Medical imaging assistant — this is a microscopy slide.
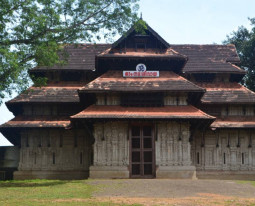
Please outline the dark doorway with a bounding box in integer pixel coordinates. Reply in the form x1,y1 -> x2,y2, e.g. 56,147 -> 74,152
130,124 -> 155,178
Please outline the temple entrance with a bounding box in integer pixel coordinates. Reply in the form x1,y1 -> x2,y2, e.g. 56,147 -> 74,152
130,124 -> 155,178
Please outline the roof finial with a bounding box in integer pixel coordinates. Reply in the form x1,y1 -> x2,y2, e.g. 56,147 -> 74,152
140,12 -> 143,19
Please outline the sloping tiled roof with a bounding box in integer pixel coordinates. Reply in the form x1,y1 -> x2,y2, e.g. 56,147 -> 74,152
7,84 -> 82,104
198,83 -> 255,104
172,44 -> 244,74
211,117 -> 255,128
71,105 -> 215,119
80,70 -> 204,92
30,44 -> 243,74
0,116 -> 70,128
31,44 -> 110,71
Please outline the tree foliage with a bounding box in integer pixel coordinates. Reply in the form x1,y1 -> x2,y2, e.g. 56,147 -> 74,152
225,18 -> 255,91
0,0 -> 139,103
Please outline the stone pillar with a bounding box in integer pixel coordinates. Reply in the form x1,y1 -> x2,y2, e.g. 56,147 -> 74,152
89,122 -> 129,179
156,121 -> 196,179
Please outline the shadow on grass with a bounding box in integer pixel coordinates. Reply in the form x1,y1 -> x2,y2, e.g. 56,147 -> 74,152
0,180 -> 69,187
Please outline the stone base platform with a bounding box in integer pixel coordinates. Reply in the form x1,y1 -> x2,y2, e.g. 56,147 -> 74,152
14,170 -> 89,180
89,166 -> 129,179
156,166 -> 197,179
197,170 -> 255,180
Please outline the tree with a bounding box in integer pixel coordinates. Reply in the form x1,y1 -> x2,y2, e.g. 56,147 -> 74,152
0,0 -> 139,104
225,18 -> 255,91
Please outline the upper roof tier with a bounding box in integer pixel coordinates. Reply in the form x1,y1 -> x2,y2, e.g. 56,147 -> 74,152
79,70 -> 204,93
198,82 -> 255,104
30,21 -> 243,75
30,43 -> 243,75
171,44 -> 244,74
31,44 -> 110,71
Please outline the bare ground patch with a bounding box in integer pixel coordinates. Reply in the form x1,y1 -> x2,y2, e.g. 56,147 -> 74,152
88,179 -> 255,205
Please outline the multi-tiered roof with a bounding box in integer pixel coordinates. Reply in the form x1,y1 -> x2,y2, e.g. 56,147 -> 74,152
1,20 -> 254,146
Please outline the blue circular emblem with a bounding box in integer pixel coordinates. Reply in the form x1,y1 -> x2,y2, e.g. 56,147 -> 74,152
136,64 -> 146,72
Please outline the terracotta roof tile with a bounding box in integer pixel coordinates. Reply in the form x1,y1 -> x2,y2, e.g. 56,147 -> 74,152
7,84 -> 83,104
198,83 -> 255,104
172,44 -> 244,74
211,117 -> 255,128
31,44 -> 110,71
31,44 -> 243,74
0,116 -> 70,128
80,70 -> 204,92
71,105 -> 215,119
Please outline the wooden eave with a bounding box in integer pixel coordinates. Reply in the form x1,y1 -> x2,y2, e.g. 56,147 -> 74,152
71,105 -> 215,120
79,70 -> 205,93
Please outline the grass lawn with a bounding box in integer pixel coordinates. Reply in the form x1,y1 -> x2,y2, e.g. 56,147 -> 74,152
0,179 -> 140,206
1,179 -> 255,206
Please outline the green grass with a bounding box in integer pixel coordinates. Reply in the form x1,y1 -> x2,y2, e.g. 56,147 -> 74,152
0,179 -> 139,206
236,180 -> 255,187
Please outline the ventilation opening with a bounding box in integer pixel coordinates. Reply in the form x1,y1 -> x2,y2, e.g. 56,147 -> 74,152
80,152 -> 83,164
242,153 -> 245,164
223,153 -> 226,164
53,152 -> 55,164
34,153 -> 37,164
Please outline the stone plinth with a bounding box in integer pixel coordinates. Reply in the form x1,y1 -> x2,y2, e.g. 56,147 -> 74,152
156,166 -> 197,179
89,166 -> 129,179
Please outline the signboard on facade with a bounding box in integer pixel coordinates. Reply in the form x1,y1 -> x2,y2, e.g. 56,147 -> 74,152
123,63 -> 159,77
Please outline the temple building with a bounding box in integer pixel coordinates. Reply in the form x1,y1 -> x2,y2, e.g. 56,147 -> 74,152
1,21 -> 255,180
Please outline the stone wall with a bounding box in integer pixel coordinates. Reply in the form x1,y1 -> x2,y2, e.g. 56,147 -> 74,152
192,129 -> 255,179
0,146 -> 19,180
14,128 -> 91,180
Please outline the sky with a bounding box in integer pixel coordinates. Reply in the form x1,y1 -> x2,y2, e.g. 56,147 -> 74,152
1,0 -> 255,146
